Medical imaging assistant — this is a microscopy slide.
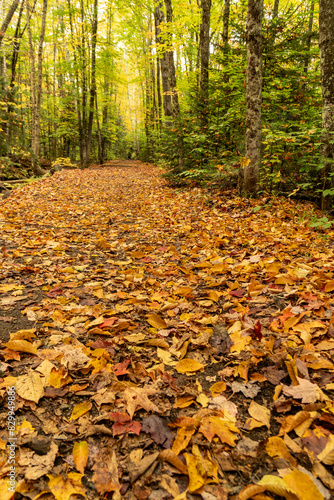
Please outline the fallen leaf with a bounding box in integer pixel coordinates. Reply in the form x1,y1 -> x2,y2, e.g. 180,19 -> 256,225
16,372 -> 45,403
70,402 -> 92,421
147,313 -> 167,329
73,441 -> 89,474
48,472 -> 87,500
248,401 -> 271,428
175,358 -> 204,373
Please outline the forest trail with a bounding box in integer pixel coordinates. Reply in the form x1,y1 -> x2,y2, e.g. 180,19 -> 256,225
0,162 -> 334,499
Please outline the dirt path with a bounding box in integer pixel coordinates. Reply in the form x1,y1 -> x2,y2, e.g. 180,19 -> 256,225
0,161 -> 333,499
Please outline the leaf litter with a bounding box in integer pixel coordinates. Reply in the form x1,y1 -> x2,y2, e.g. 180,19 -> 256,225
0,160 -> 334,499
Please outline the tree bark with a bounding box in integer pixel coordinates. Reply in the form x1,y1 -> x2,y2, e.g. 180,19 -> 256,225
86,0 -> 98,162
222,0 -> 230,83
273,0 -> 279,18
319,0 -> 334,211
155,2 -> 173,118
303,0 -> 315,75
199,0 -> 211,102
26,0 -> 48,176
242,0 -> 263,197
164,0 -> 184,169
0,0 -> 20,47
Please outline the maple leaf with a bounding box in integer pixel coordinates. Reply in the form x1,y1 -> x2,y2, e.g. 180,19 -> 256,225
283,377 -> 326,404
123,386 -> 160,419
113,359 -> 130,375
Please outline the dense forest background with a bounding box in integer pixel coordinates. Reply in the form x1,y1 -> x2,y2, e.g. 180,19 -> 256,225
0,0 -> 333,206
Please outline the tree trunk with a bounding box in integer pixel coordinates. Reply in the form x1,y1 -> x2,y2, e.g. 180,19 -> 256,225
86,0 -> 98,162
303,0 -> 315,75
163,0 -> 184,169
273,0 -> 279,18
199,0 -> 211,103
222,0 -> 230,83
26,0 -> 47,176
242,0 -> 263,197
79,0 -> 87,167
0,0 -> 20,47
67,0 -> 83,165
319,0 -> 334,211
155,2 -> 172,118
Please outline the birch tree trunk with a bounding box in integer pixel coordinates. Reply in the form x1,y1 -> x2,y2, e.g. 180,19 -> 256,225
242,0 -> 263,197
319,0 -> 334,211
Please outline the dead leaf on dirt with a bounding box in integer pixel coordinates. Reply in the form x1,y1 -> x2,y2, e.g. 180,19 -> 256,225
175,358 -> 204,373
48,472 -> 86,500
16,372 -> 45,403
5,339 -> 38,355
147,313 -> 167,329
70,401 -> 92,421
18,442 -> 58,480
73,441 -> 89,474
283,377 -> 327,404
142,415 -> 174,448
123,386 -> 160,419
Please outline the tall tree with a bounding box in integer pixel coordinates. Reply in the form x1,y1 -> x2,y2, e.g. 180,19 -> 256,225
26,0 -> 48,175
241,0 -> 263,197
155,2 -> 172,118
304,0 -> 315,75
86,0 -> 98,163
0,0 -> 21,47
319,0 -> 334,210
199,0 -> 211,104
164,0 -> 184,168
222,0 -> 230,81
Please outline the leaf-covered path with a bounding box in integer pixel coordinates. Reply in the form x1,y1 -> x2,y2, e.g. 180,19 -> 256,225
0,161 -> 334,500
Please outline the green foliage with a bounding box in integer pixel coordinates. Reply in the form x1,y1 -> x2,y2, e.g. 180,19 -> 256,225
309,216 -> 334,230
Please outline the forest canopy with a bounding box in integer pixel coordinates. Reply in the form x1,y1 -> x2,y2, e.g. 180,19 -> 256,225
0,0 -> 333,206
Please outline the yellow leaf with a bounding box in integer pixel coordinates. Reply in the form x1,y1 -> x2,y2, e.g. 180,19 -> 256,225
9,329 -> 36,341
238,484 -> 266,500
209,381 -> 227,395
147,313 -> 167,329
248,400 -> 271,428
199,416 -> 239,446
266,437 -> 297,468
283,469 -> 324,500
70,402 -> 92,421
208,290 -> 221,302
175,358 -> 204,374
5,340 -> 37,355
157,347 -> 176,366
278,411 -> 311,436
325,280 -> 334,292
159,449 -> 188,475
196,393 -> 209,407
317,434 -> 334,465
257,474 -> 297,498
49,367 -> 73,388
16,372 -> 44,403
184,452 -> 206,493
0,478 -> 16,500
73,441 -> 89,474
172,426 -> 196,455
174,286 -> 193,296
48,472 -> 87,500
229,331 -> 251,353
